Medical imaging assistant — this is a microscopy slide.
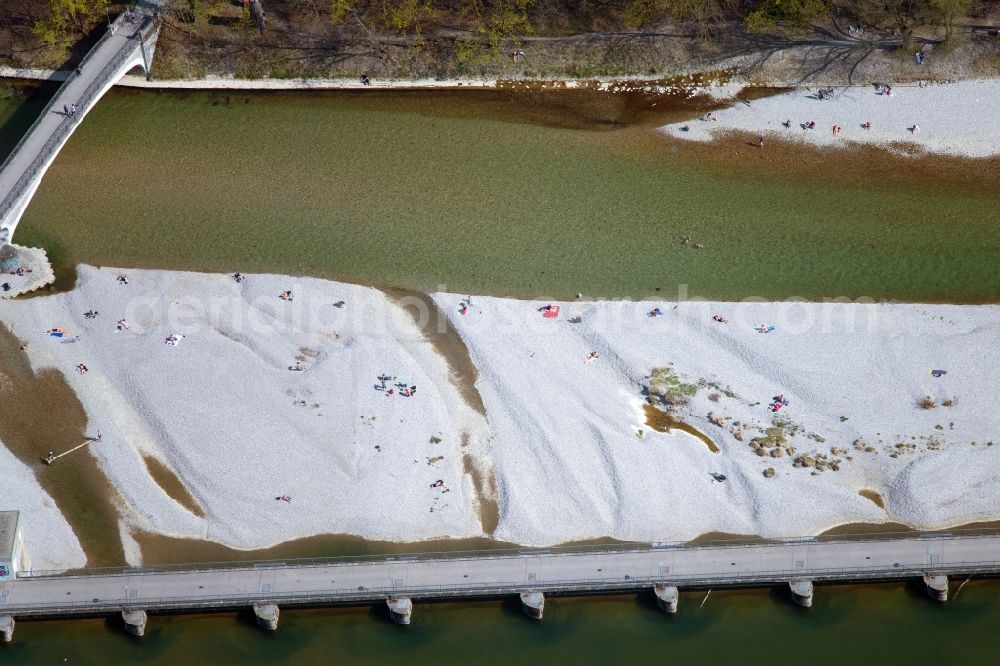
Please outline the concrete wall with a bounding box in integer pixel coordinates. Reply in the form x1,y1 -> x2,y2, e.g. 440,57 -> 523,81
12,525 -> 30,575
0,514 -> 30,578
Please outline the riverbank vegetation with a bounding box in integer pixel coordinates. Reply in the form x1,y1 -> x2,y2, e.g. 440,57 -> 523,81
31,0 -> 110,50
2,0 -> 998,80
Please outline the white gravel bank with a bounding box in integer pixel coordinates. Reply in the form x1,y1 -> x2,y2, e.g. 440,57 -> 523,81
662,79 -> 1000,158
1,266 -> 490,562
434,293 -> 1000,545
2,267 -> 999,567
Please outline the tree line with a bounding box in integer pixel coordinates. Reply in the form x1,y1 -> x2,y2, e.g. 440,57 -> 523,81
298,0 -> 979,40
32,0 -> 983,54
33,0 -> 111,49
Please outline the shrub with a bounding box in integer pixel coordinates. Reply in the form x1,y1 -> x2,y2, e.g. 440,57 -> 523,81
648,364 -> 698,407
751,422 -> 788,449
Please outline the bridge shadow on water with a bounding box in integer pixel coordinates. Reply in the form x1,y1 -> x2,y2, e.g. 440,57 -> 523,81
0,15 -> 116,160
901,578 -> 950,609
364,600 -> 400,627
630,588 -> 662,614
764,583 -> 796,607
0,81 -> 59,162
100,614 -> 145,644
498,595 -> 528,621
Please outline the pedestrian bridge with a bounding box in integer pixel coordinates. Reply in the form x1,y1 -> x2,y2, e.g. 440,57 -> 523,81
0,4 -> 163,249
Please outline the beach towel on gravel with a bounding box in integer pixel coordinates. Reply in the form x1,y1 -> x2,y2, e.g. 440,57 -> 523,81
542,306 -> 560,318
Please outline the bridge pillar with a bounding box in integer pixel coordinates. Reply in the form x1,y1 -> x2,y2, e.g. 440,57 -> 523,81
138,25 -> 153,81
386,598 -> 413,625
121,609 -> 148,637
253,603 -> 280,630
653,585 -> 679,613
0,616 -> 14,643
789,580 -> 813,607
520,592 -> 545,620
923,575 -> 949,602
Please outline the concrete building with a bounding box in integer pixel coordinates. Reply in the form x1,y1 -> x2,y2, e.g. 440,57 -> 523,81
0,511 -> 29,580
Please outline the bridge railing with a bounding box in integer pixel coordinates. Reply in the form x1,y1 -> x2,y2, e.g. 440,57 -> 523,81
0,13 -> 157,230
17,526 -> 1000,580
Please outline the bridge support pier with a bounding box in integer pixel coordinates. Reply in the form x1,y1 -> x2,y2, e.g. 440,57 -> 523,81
653,585 -> 679,613
386,598 -> 413,625
923,575 -> 949,602
520,592 -> 545,620
121,609 -> 147,637
789,581 -> 813,608
253,603 -> 280,630
0,616 -> 14,643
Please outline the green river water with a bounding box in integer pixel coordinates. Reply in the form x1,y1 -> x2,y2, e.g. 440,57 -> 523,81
4,83 -> 1000,301
2,82 -> 1000,662
4,582 -> 1000,665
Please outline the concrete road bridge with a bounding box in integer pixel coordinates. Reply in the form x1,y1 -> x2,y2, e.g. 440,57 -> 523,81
1,531 -> 998,639
0,2 -> 163,249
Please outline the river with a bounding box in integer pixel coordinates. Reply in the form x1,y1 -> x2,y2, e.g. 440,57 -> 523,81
5,581 -> 1000,664
3,82 -> 1000,301
1,80 -> 999,662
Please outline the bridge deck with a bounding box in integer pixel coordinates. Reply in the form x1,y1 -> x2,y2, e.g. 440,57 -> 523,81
1,534 -> 998,617
0,9 -> 157,236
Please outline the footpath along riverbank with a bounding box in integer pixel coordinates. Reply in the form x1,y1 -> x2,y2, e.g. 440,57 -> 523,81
0,66 -> 731,91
